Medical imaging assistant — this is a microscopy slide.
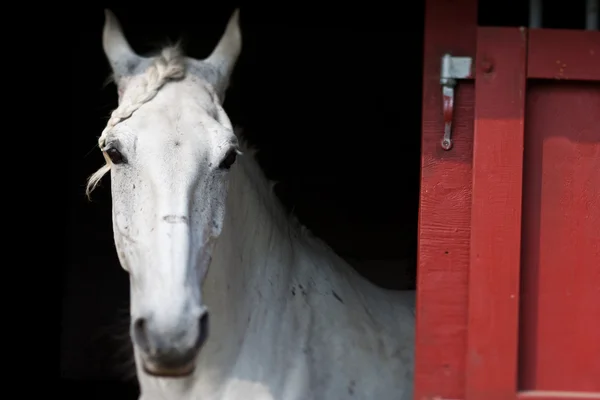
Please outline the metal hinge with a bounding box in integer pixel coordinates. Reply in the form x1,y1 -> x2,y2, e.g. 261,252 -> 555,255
439,54 -> 473,150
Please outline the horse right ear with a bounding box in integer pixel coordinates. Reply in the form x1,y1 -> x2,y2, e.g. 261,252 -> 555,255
102,9 -> 144,87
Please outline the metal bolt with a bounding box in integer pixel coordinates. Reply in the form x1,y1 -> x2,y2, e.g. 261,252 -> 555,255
481,60 -> 494,73
441,138 -> 453,150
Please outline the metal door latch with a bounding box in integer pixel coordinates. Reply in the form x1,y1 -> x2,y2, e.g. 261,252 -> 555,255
440,54 -> 473,150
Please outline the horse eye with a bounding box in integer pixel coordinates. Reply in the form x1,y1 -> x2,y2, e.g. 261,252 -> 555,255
218,149 -> 237,170
106,147 -> 126,164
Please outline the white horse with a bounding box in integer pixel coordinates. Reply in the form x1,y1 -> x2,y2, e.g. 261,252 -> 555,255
87,9 -> 416,400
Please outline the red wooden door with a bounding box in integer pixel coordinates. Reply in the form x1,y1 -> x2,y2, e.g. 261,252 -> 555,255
466,28 -> 600,400
417,2 -> 600,399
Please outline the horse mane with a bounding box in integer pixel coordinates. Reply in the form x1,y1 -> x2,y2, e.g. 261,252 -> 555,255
86,45 -> 187,198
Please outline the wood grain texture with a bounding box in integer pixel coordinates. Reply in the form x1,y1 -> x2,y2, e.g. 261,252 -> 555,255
416,0 -> 477,398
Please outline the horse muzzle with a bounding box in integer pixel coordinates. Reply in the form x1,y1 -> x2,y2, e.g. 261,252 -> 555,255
132,310 -> 210,378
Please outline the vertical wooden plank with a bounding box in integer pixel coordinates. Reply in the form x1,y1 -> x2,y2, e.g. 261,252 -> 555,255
416,0 -> 477,398
465,27 -> 527,400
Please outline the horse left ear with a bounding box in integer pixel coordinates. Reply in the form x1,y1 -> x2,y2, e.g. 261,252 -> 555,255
191,9 -> 242,99
102,9 -> 145,88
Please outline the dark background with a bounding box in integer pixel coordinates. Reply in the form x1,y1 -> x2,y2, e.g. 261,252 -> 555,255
66,1 -> 593,398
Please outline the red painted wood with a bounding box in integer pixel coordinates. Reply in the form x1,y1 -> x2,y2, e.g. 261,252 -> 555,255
527,29 -> 600,82
517,390 -> 600,400
416,0 -> 477,398
465,27 -> 528,400
518,82 -> 600,394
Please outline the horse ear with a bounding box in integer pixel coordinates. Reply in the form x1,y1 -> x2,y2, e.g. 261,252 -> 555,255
194,9 -> 242,98
102,9 -> 143,86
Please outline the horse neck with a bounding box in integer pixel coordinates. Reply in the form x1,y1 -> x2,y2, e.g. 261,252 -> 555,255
198,147 -> 298,367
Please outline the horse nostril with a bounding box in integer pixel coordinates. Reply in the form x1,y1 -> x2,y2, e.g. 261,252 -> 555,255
198,311 -> 209,349
132,317 -> 150,353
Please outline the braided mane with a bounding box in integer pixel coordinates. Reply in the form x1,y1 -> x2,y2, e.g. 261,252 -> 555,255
86,46 -> 186,198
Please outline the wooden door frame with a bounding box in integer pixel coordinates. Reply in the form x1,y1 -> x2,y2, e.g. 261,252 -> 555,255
417,1 -> 478,399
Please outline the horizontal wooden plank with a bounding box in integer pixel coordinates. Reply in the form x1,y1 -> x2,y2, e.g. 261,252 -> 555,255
518,390 -> 600,399
527,29 -> 600,82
